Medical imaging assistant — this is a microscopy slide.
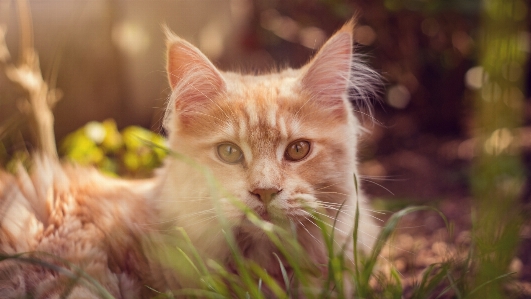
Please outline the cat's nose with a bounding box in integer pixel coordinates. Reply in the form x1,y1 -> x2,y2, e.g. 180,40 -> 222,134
250,188 -> 281,204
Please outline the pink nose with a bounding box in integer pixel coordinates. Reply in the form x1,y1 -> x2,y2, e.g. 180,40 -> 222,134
250,188 -> 281,204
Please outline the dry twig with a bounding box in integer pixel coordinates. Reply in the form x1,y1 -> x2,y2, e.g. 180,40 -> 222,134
0,0 -> 60,158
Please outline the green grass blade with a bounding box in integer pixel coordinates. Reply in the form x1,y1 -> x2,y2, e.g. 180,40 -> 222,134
352,198 -> 363,296
273,252 -> 291,294
389,267 -> 403,298
410,264 -> 446,299
446,272 -> 463,299
169,288 -> 227,298
248,263 -> 288,298
467,272 -> 516,297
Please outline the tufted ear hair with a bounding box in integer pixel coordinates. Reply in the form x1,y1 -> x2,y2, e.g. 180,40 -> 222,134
165,28 -> 226,125
300,19 -> 355,117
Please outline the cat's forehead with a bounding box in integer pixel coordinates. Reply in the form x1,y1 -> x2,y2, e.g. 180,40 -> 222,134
212,70 -> 308,146
223,69 -> 300,99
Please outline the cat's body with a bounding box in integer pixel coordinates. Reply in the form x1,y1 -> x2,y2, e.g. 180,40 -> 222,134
0,158 -> 158,298
0,20 -> 380,298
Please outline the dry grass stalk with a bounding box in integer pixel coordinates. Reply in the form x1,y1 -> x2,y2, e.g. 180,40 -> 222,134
0,0 -> 60,158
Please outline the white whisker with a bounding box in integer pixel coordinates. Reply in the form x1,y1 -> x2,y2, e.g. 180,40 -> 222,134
314,182 -> 343,191
181,215 -> 219,228
151,198 -> 212,203
297,220 -> 322,245
303,213 -> 344,249
362,179 -> 395,196
315,191 -> 349,197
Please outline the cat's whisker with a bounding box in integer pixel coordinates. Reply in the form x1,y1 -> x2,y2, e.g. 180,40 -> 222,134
314,200 -> 349,207
352,109 -> 385,126
302,211 -> 348,235
359,208 -> 387,215
297,220 -> 322,245
152,197 -> 213,203
311,210 -> 353,228
314,205 -> 354,218
176,208 -> 217,220
302,212 -> 345,249
361,179 -> 395,196
313,201 -> 351,211
315,191 -> 350,197
314,202 -> 350,210
314,201 -> 387,223
181,215 -> 219,228
316,200 -> 387,216
304,210 -> 377,258
362,213 -> 385,223
316,202 -> 386,222
218,90 -> 239,122
314,182 -> 343,191
293,96 -> 315,118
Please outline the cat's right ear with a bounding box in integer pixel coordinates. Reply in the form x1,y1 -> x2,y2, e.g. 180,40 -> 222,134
165,28 -> 225,121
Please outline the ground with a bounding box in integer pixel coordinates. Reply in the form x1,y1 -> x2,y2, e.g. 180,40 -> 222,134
361,116 -> 531,298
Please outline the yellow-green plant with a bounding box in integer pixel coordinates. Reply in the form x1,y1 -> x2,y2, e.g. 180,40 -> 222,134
60,119 -> 166,177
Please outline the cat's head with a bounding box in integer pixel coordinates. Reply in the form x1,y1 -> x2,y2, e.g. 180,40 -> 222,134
162,20 -> 379,243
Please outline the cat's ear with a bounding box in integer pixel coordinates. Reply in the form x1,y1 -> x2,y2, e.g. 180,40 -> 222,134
300,19 -> 354,115
165,29 -> 225,122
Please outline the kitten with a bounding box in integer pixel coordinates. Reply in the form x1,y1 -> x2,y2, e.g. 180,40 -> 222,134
0,19 -> 380,298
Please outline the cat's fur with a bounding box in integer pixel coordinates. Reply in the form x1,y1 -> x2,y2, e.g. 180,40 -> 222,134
0,19 -> 380,298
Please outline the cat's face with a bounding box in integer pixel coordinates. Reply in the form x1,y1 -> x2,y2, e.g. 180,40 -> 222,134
162,21 -> 371,245
172,72 -> 355,227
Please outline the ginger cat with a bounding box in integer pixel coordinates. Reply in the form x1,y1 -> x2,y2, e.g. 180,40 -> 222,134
0,19 -> 380,298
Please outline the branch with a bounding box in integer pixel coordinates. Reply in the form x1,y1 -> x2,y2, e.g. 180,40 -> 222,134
0,0 -> 60,159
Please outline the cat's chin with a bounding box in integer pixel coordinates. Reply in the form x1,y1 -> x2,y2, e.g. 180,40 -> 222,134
231,216 -> 328,290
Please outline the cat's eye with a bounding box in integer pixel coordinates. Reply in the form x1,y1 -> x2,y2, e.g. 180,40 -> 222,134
217,143 -> 243,164
285,140 -> 311,161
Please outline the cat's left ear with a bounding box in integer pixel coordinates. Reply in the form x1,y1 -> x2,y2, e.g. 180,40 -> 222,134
300,19 -> 355,114
165,28 -> 226,125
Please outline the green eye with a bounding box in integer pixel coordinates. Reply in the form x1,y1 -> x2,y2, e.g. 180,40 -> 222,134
217,143 -> 243,164
285,140 -> 311,161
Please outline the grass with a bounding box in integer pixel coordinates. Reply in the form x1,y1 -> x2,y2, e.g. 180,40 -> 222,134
0,195 -> 510,299
0,134 -> 523,299
1,149 -> 513,299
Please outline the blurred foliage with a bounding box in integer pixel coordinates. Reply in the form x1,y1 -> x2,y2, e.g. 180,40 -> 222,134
470,0 -> 528,298
381,0 -> 481,13
60,119 -> 166,177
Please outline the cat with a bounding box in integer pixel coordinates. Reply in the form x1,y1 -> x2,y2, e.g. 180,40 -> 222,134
0,18 -> 380,298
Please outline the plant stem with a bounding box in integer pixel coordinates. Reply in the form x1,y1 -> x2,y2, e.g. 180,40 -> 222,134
0,0 -> 59,158
471,0 -> 528,297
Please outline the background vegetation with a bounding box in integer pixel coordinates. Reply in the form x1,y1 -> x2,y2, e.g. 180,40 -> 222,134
0,0 -> 529,298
